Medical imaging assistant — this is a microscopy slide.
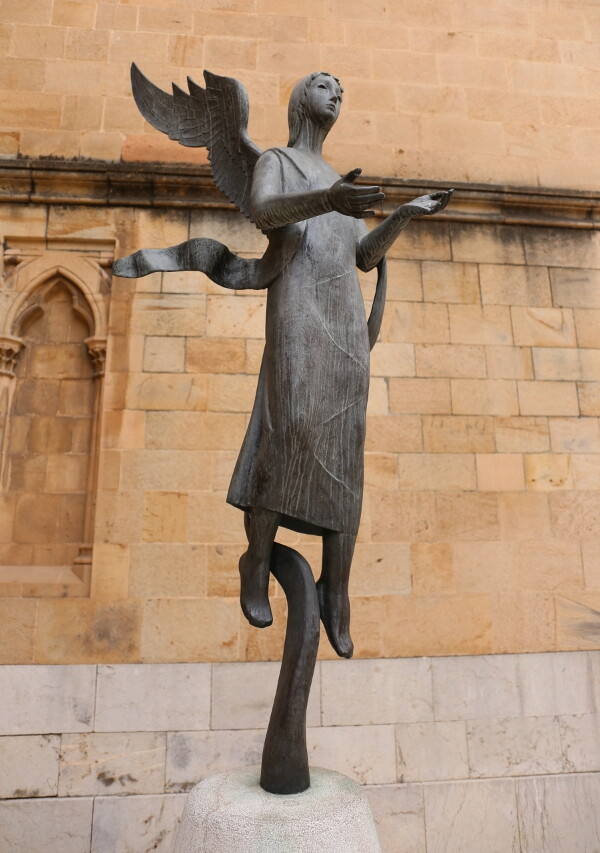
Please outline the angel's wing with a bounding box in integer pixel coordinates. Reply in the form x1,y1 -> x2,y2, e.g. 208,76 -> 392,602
130,63 -> 262,222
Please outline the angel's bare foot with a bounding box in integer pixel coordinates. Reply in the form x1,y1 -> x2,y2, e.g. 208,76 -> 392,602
239,507 -> 280,629
316,578 -> 353,659
239,551 -> 272,628
318,530 -> 355,658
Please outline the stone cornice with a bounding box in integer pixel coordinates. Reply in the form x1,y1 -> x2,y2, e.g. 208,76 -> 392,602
1,157 -> 599,231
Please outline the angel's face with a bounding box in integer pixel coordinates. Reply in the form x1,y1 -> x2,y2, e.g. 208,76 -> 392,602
305,74 -> 343,129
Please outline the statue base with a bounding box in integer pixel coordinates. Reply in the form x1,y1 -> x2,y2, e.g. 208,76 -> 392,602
172,767 -> 382,853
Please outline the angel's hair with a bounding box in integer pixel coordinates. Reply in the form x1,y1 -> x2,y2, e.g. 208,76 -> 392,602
287,71 -> 343,147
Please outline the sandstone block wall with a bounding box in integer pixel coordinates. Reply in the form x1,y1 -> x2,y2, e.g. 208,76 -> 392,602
1,4 -> 599,851
1,179 -> 598,665
1,0 -> 600,189
2,653 -> 600,852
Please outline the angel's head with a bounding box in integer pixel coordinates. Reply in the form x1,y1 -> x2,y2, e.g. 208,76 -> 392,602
287,72 -> 344,146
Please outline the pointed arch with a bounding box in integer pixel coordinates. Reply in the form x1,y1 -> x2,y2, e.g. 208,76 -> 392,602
0,247 -> 111,597
2,251 -> 108,340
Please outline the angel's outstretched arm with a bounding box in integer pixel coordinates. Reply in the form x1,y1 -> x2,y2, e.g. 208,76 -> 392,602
357,189 -> 454,272
251,156 -> 383,231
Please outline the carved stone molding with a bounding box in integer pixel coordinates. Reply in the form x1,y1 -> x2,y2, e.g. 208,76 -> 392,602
1,245 -> 111,343
85,336 -> 107,377
0,157 -> 598,231
0,335 -> 24,378
0,243 -> 110,599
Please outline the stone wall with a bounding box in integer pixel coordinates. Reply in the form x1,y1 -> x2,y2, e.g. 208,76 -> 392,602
3,280 -> 95,571
1,164 -> 599,664
2,652 -> 600,851
1,1 -> 600,189
1,4 -> 599,850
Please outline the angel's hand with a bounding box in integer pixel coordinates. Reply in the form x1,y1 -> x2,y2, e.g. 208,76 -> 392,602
400,189 -> 454,219
404,189 -> 454,217
328,168 -> 385,219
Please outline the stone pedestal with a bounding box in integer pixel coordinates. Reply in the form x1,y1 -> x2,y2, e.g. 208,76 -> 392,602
172,767 -> 382,853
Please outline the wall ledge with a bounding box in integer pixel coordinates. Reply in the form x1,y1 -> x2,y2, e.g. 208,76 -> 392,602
1,157 -> 599,230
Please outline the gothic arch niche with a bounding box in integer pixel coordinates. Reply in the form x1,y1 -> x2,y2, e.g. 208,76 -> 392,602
1,246 -> 110,596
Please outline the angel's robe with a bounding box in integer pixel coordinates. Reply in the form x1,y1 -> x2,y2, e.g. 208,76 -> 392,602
227,147 -> 370,536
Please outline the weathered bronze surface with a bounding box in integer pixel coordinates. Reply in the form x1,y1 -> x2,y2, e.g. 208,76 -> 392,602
259,543 -> 320,795
114,65 -> 452,794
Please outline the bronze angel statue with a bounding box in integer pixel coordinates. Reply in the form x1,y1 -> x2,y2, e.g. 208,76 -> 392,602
115,66 -> 453,660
